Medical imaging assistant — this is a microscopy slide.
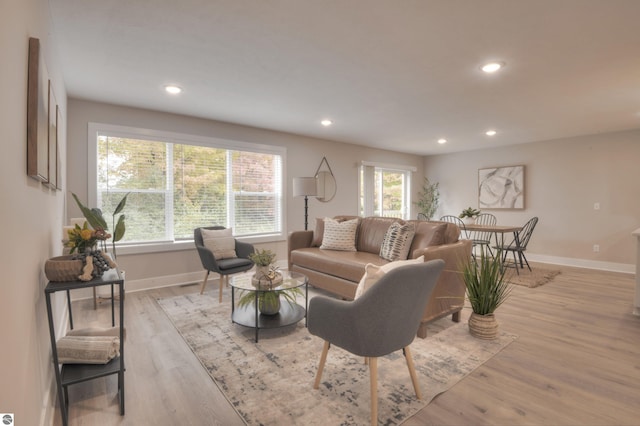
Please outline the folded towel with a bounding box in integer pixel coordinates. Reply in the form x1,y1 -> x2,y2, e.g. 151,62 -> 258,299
66,326 -> 126,341
56,335 -> 120,364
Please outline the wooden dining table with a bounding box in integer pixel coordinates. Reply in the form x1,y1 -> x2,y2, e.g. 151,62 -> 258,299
464,223 -> 523,251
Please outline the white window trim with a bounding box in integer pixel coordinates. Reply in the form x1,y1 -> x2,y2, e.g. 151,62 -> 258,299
87,123 -> 287,255
359,160 -> 414,219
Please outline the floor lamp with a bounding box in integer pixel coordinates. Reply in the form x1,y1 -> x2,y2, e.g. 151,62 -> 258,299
293,177 -> 317,230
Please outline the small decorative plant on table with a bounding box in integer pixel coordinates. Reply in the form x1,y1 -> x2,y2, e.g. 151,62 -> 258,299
462,248 -> 511,339
459,207 -> 481,225
65,192 -> 129,281
238,249 -> 302,315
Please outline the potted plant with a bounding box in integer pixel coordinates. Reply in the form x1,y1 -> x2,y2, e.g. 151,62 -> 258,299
72,192 -> 130,260
414,177 -> 440,220
459,207 -> 481,225
236,278 -> 303,316
239,249 -> 302,315
249,249 -> 281,284
462,248 -> 511,339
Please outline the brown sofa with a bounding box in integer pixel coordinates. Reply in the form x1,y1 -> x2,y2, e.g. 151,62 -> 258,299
288,216 -> 472,338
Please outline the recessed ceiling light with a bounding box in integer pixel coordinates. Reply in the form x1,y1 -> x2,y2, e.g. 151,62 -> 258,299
321,119 -> 333,127
485,130 -> 497,136
481,62 -> 505,73
437,138 -> 447,144
165,85 -> 182,94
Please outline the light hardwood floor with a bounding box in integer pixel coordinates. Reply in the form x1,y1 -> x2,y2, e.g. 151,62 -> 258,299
56,264 -> 640,425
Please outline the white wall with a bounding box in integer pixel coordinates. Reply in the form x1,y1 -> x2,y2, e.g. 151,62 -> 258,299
66,99 -> 424,292
0,0 -> 68,424
424,130 -> 640,271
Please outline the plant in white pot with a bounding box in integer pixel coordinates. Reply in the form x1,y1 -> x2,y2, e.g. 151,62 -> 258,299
459,207 -> 481,225
462,248 -> 511,339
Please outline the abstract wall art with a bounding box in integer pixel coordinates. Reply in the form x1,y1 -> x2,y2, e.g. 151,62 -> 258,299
478,165 -> 524,209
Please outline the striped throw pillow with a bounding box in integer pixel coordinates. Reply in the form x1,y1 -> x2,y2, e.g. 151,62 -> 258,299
320,218 -> 358,251
380,221 -> 416,261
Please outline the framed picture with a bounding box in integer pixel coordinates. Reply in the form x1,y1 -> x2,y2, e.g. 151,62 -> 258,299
55,105 -> 62,190
47,80 -> 58,189
27,37 -> 50,182
478,165 -> 524,209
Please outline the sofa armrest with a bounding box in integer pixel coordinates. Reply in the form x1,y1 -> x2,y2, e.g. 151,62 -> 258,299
414,240 -> 472,269
287,230 -> 314,269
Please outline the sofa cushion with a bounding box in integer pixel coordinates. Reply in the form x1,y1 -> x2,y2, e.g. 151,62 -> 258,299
320,218 -> 359,251
380,221 -> 415,261
201,228 -> 237,260
408,222 -> 447,258
356,217 -> 397,254
291,248 -> 388,283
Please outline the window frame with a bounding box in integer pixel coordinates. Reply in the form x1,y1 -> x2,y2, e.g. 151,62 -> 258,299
87,123 -> 287,255
359,161 -> 415,219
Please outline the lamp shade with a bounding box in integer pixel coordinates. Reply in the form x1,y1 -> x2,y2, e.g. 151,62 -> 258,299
293,177 -> 317,197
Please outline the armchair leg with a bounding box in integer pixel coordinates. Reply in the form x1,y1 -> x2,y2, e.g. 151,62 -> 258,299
218,275 -> 225,303
403,346 -> 422,399
200,271 -> 210,295
313,341 -> 330,389
369,357 -> 378,426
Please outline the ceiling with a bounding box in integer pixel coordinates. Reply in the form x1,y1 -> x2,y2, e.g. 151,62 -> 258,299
50,0 -> 640,156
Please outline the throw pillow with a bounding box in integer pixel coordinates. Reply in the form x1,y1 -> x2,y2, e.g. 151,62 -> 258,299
354,263 -> 385,299
201,228 -> 237,260
380,221 -> 416,261
320,218 -> 358,251
354,255 -> 425,299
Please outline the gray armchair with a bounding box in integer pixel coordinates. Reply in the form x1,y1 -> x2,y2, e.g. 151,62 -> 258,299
308,259 -> 445,426
194,226 -> 255,302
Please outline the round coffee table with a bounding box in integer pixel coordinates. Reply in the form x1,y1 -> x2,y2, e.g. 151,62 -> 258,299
230,270 -> 308,342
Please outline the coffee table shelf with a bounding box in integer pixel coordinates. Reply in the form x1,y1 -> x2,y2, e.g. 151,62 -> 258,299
230,271 -> 308,342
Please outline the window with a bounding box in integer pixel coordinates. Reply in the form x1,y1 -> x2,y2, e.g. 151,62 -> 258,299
88,123 -> 285,248
359,162 -> 414,219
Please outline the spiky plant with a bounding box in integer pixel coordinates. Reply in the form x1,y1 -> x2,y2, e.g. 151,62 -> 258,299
462,248 -> 511,315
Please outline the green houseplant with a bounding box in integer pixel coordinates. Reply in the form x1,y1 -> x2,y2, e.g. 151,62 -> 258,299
238,249 -> 302,315
462,248 -> 511,339
414,178 -> 440,219
459,207 -> 481,225
72,192 -> 129,260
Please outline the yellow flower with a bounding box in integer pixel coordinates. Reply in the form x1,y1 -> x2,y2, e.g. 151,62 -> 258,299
81,229 -> 94,241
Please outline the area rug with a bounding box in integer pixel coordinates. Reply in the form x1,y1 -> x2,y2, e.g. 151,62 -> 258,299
157,293 -> 517,425
506,266 -> 561,288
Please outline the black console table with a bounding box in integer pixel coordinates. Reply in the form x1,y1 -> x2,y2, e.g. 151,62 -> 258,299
44,269 -> 125,426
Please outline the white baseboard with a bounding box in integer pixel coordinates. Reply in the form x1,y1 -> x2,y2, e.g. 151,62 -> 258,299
123,271 -> 205,293
527,253 -> 635,274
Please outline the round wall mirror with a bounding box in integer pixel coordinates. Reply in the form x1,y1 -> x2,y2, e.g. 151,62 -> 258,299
316,170 -> 336,202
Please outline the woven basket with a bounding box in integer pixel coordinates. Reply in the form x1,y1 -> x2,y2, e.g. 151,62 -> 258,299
468,312 -> 499,340
45,255 -> 84,282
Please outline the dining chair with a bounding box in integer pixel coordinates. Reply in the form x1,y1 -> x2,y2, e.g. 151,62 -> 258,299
308,260 -> 445,426
471,213 -> 497,258
194,226 -> 255,302
494,217 -> 538,274
439,215 -> 470,240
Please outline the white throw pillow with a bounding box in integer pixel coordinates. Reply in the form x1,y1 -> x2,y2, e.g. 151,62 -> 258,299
380,221 -> 416,261
320,218 -> 358,251
354,263 -> 385,299
201,228 -> 237,260
354,255 -> 424,299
